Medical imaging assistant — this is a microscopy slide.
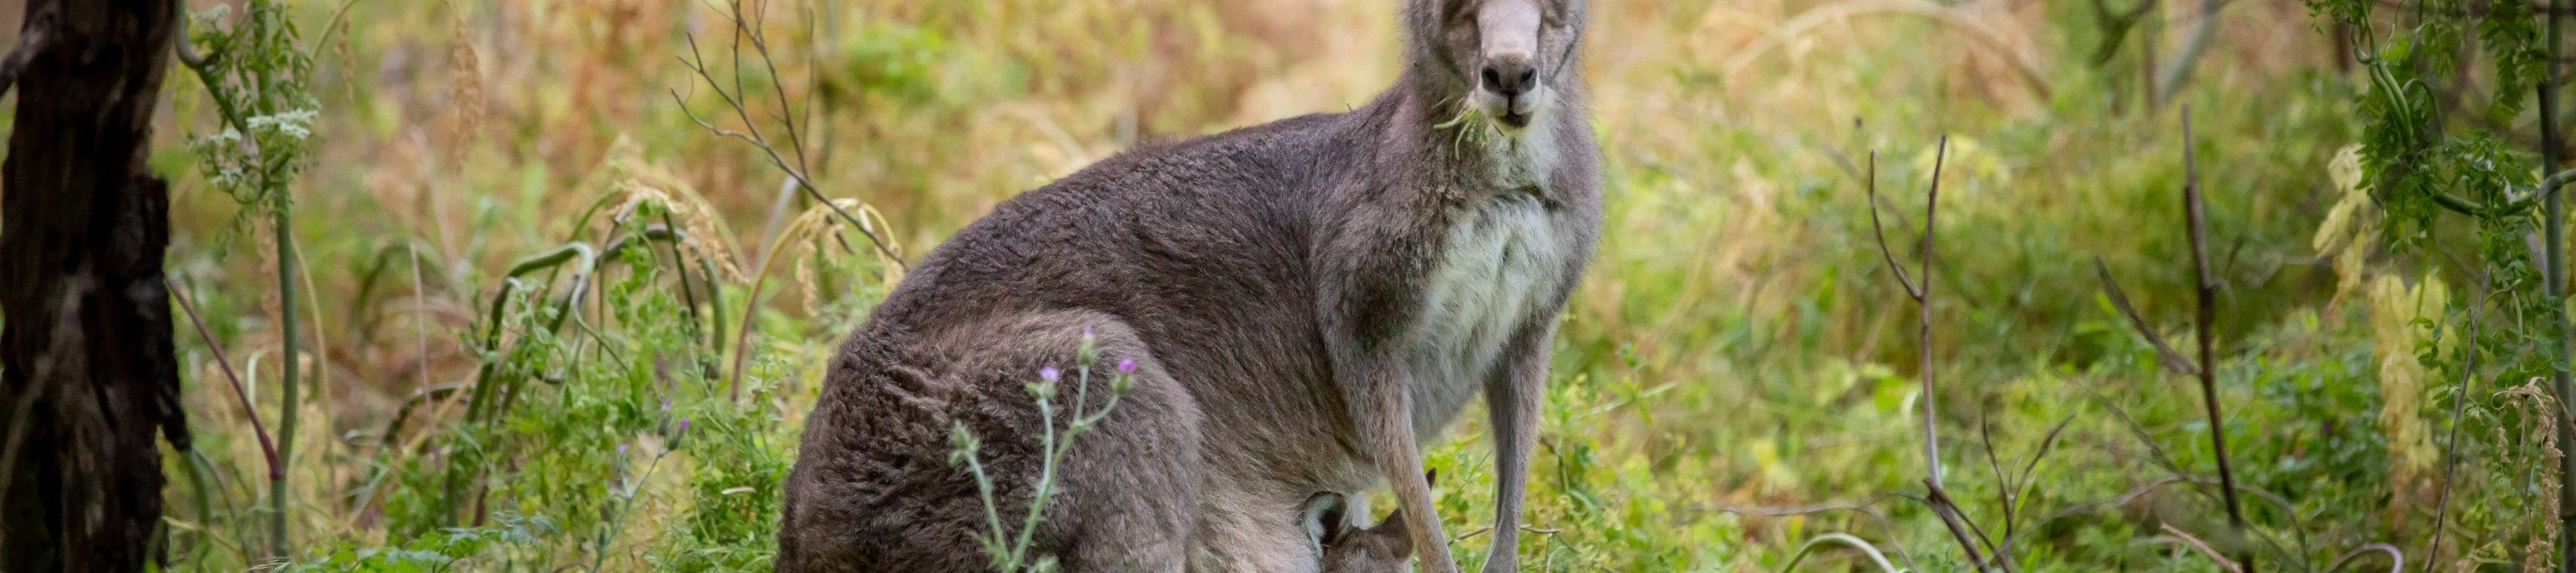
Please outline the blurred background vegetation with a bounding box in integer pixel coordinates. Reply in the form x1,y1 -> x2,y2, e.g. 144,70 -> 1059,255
6,0 -> 2561,570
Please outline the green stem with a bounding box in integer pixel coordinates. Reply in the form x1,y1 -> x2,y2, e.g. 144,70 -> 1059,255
270,208 -> 297,558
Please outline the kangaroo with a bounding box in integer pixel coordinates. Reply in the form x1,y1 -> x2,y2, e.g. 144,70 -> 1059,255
775,0 -> 1597,570
1303,472 -> 1432,573
1303,497 -> 1418,573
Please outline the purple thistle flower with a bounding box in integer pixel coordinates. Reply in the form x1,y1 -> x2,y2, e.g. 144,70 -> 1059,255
1039,366 -> 1061,382
617,443 -> 629,456
661,397 -> 672,411
1082,325 -> 1095,339
1116,358 -> 1138,374
677,418 -> 691,434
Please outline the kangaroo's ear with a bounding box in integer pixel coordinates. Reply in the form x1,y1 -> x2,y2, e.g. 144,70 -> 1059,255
1432,0 -> 1476,21
1370,508 -> 1416,555
1303,492 -> 1352,546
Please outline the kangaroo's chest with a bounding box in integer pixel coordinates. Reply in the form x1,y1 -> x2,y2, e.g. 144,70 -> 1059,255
1403,192 -> 1568,435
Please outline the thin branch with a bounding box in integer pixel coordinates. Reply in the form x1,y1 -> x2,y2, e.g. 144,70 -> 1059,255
671,0 -> 908,272
2180,107 -> 2251,557
1864,152 -> 1923,299
2162,523 -> 2247,573
2093,257 -> 2200,375
2423,271 -> 2485,573
166,276 -> 280,479
1915,136 -> 1949,487
1867,137 -> 1989,571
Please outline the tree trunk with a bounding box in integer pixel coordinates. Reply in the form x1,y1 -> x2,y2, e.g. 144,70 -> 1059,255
0,0 -> 189,570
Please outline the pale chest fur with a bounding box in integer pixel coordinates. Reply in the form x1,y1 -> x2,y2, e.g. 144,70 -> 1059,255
1403,192 -> 1568,438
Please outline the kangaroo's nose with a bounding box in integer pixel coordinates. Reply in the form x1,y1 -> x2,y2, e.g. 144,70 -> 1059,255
1479,56 -> 1537,100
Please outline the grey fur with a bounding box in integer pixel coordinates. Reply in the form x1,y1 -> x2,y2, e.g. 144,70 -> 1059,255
775,0 -> 1596,570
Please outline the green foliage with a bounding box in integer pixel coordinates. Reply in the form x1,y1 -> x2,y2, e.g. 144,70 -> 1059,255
2301,0 -> 2572,568
182,0 -> 320,241
290,514 -> 561,572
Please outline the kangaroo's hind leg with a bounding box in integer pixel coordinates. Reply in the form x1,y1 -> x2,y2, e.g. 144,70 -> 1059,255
932,311 -> 1206,571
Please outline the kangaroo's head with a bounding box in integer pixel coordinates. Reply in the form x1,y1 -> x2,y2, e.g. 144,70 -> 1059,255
1304,494 -> 1419,573
1404,0 -> 1589,132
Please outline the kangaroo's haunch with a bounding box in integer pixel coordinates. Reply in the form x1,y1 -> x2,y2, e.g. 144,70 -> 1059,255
776,1 -> 1597,570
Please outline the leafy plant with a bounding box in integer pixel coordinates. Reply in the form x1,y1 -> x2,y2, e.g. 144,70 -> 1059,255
2304,0 -> 2575,569
176,0 -> 322,558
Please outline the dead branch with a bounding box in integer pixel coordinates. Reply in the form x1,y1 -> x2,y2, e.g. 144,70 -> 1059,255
167,276 -> 279,479
2178,107 -> 2252,564
1864,152 -> 1922,299
2093,257 -> 2198,375
2423,271 -> 2486,573
2162,523 -> 2247,573
1862,136 -> 1994,571
672,0 -> 907,272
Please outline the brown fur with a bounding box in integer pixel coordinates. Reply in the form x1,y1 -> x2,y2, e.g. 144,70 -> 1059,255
776,1 -> 1596,571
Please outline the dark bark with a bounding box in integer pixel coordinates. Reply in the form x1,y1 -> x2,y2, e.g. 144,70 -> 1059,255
0,0 -> 189,570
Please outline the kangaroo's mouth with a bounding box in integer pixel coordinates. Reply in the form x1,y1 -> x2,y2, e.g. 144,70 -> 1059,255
1498,111 -> 1532,130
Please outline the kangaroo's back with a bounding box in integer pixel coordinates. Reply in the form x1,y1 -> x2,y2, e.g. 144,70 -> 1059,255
778,111 -> 1377,571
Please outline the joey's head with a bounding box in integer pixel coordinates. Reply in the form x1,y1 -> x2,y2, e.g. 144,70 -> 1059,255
1302,471 -> 1437,572
1303,493 -> 1419,573
1405,0 -> 1589,133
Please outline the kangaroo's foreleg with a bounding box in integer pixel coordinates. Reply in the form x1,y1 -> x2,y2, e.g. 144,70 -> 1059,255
1479,322 -> 1553,573
1358,364 -> 1456,573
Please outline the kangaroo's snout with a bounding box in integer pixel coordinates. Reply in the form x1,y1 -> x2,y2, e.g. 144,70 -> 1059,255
1476,0 -> 1545,129
1479,56 -> 1535,108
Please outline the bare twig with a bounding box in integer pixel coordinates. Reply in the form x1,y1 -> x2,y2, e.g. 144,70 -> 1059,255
1917,137 -> 1948,485
1863,137 -> 1991,571
2153,0 -> 2224,104
2423,271 -> 2486,573
2179,107 -> 2251,566
2093,257 -> 2198,375
167,276 -> 280,479
1863,152 -> 1922,299
671,0 -> 906,271
2162,523 -> 2247,573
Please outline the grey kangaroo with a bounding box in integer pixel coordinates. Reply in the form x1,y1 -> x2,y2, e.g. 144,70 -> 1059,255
1302,471 -> 1433,573
775,0 -> 1597,570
